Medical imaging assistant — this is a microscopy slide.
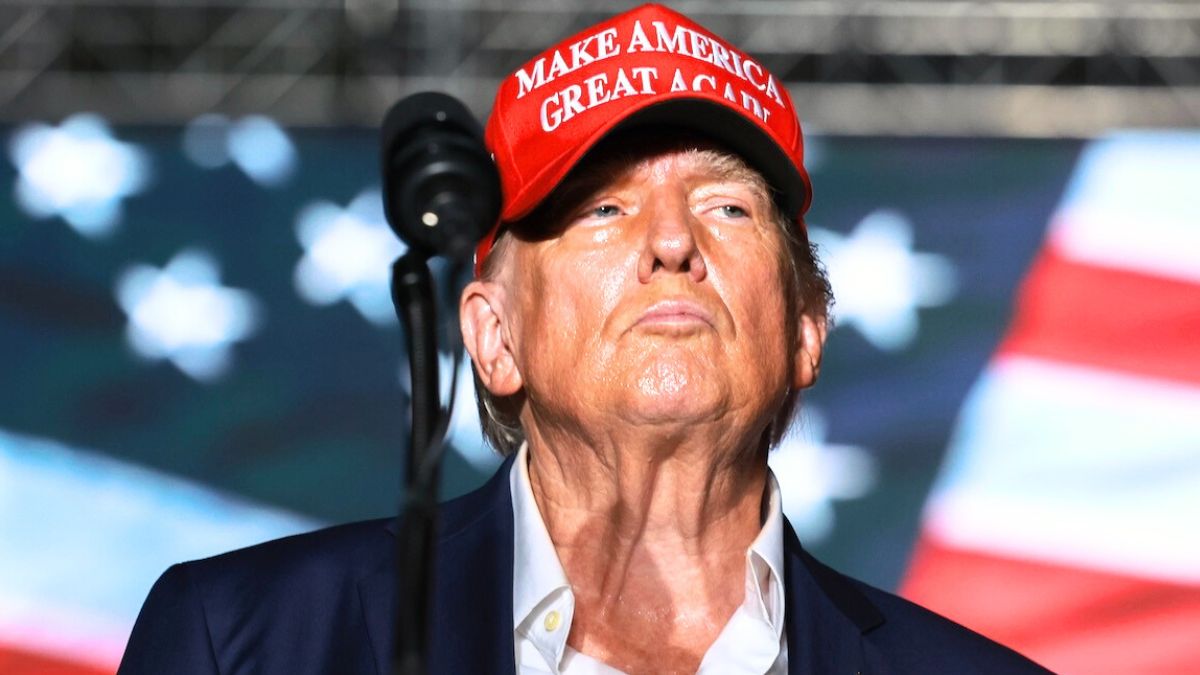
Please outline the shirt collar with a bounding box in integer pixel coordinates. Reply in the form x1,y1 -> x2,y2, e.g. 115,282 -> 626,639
510,442 -> 789,665
511,443 -> 574,668
746,470 -> 787,635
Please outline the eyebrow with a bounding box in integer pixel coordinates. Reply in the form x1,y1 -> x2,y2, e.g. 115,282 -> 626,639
507,144 -> 776,245
575,148 -> 771,200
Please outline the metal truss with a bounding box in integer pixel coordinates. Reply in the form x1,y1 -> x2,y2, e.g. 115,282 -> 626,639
1,0 -> 1198,135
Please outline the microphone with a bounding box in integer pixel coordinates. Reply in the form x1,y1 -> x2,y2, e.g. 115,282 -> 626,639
380,91 -> 496,675
381,92 -> 500,260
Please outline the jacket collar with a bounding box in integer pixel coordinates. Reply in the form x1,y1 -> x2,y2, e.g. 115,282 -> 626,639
362,454 -> 885,675
782,520 -> 884,673
361,455 -> 519,675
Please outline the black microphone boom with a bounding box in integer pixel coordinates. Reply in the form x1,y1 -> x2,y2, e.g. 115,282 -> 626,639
381,91 -> 500,260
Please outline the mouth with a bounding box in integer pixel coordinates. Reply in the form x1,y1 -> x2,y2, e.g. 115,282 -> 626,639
633,299 -> 716,332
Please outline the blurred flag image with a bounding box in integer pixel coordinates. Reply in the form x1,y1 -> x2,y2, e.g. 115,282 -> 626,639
902,132 -> 1200,673
1,121 -> 1196,672
2,2 -> 1198,672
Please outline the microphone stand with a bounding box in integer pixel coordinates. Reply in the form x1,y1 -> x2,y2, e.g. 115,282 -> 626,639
390,251 -> 444,675
379,90 -> 499,675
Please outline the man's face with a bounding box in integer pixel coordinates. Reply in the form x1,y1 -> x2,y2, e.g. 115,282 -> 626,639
473,143 -> 814,443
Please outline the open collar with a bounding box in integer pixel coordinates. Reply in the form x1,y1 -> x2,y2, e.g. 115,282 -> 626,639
361,453 -> 887,675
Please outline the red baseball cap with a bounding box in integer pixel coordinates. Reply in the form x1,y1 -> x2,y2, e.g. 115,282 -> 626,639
476,3 -> 812,274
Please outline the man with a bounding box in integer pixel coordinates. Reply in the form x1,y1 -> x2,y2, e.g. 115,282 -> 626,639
119,5 -> 1049,673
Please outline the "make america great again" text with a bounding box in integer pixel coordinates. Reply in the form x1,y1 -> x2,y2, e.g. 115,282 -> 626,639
513,19 -> 786,132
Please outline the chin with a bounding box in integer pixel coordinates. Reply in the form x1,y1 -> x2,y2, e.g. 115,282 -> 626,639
625,364 -> 724,423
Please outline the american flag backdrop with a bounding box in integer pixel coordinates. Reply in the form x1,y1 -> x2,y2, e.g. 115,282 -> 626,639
0,117 -> 1195,673
901,132 -> 1200,673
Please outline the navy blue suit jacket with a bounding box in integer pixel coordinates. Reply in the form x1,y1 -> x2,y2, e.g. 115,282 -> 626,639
119,457 -> 1049,674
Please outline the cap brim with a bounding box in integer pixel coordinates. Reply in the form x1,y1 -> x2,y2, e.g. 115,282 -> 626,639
608,99 -> 810,219
502,96 -> 810,223
477,96 -> 811,276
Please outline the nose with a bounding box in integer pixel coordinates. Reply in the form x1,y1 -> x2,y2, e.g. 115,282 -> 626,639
637,191 -> 707,283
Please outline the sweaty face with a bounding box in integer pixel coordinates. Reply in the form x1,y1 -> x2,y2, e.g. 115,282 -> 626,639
498,144 -> 799,442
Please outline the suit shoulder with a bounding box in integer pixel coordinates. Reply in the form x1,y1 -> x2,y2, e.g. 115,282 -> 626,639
182,517 -> 395,593
177,459 -> 513,591
123,519 -> 395,674
849,577 -> 1052,673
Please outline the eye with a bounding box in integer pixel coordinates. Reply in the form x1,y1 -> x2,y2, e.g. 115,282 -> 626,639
591,203 -> 621,218
718,204 -> 749,218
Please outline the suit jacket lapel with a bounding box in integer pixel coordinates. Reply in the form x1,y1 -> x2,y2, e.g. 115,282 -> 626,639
428,456 -> 517,675
359,557 -> 397,675
364,461 -> 886,675
784,521 -> 883,675
360,456 -> 518,675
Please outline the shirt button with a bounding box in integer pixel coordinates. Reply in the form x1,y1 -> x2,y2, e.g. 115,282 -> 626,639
543,610 -> 562,632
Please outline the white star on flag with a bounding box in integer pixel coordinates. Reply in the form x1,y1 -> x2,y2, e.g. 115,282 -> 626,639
181,114 -> 298,187
293,189 -> 406,325
8,113 -> 150,238
769,408 -> 878,543
115,249 -> 263,381
811,210 -> 957,351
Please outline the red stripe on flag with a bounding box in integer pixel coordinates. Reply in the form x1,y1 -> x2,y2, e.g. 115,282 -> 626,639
901,536 -> 1200,673
0,645 -> 113,675
998,248 -> 1200,385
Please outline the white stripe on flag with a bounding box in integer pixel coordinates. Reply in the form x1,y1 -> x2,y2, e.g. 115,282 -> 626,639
923,355 -> 1200,585
1050,131 -> 1200,284
0,428 -> 323,669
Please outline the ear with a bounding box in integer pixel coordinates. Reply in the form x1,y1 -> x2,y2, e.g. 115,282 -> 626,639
460,280 -> 524,396
792,312 -> 827,390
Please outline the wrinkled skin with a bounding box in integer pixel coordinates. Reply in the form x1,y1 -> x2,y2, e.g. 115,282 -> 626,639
461,143 -> 826,674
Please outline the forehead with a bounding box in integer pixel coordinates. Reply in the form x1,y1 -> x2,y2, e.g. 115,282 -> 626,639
576,133 -> 770,188
539,135 -> 775,218
480,132 -> 781,278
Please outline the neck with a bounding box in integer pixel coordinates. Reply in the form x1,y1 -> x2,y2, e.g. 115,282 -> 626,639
526,428 -> 767,544
521,423 -> 770,673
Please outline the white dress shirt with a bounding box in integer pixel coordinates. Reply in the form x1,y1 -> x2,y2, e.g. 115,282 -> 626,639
510,443 -> 789,674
